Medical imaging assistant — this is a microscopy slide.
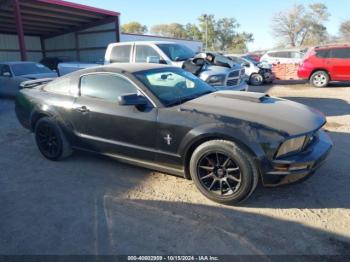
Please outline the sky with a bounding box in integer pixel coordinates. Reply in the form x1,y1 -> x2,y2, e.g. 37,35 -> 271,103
70,0 -> 349,51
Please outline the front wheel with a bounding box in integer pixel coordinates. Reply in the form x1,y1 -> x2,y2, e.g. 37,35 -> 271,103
310,71 -> 329,87
249,73 -> 264,86
189,140 -> 258,205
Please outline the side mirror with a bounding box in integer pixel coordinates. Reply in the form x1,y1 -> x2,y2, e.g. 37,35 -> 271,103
118,93 -> 148,107
146,56 -> 160,64
2,72 -> 11,77
243,62 -> 250,67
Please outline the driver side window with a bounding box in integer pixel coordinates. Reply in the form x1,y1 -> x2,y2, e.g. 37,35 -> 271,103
135,45 -> 161,63
80,74 -> 137,102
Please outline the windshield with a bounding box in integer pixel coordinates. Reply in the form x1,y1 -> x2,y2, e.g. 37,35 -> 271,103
156,44 -> 196,61
134,68 -> 215,107
242,56 -> 258,65
11,63 -> 52,76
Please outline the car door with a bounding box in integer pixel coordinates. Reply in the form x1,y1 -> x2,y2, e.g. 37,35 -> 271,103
72,72 -> 158,161
0,64 -> 15,96
328,48 -> 350,80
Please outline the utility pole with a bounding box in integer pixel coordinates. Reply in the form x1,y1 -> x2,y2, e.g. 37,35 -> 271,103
203,14 -> 208,51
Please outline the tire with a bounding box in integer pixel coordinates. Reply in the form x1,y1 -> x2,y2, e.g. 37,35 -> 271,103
249,73 -> 264,86
189,140 -> 259,205
310,71 -> 329,87
34,117 -> 72,161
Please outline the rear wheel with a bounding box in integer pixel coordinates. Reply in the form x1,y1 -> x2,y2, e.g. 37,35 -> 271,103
34,117 -> 72,161
310,71 -> 329,87
189,140 -> 258,205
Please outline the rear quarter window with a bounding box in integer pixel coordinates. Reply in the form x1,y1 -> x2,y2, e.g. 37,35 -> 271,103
44,77 -> 73,95
315,49 -> 330,58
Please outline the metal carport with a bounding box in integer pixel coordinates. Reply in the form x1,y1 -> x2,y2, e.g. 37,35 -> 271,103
0,0 -> 120,61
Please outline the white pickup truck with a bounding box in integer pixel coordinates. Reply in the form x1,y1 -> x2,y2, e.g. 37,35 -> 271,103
58,41 -> 248,91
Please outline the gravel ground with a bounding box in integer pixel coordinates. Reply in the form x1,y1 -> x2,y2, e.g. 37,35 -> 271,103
0,82 -> 350,255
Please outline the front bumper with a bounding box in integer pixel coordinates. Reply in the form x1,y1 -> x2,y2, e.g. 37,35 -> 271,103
261,130 -> 333,187
215,81 -> 248,92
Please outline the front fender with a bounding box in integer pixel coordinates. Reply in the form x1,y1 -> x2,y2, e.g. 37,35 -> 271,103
178,121 -> 268,161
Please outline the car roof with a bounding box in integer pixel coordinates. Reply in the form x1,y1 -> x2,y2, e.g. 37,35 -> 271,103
1,61 -> 38,65
75,63 -> 177,76
316,44 -> 350,50
111,41 -> 178,46
267,49 -> 302,53
104,63 -> 176,73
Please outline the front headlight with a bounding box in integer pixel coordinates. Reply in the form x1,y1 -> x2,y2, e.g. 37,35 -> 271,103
276,136 -> 306,158
206,75 -> 226,86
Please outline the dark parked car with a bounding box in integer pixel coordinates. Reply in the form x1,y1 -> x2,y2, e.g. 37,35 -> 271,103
0,62 -> 57,97
40,56 -> 72,72
15,64 -> 332,204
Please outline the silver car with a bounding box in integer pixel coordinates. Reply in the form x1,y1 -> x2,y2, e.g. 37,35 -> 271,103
0,62 -> 57,97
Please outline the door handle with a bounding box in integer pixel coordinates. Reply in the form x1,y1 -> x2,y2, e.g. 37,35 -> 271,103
75,106 -> 90,113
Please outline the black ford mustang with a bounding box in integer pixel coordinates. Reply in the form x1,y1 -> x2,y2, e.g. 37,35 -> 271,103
15,63 -> 333,204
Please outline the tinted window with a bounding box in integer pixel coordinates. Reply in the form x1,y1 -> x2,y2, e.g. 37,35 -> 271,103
135,45 -> 160,62
0,64 -> 12,77
44,76 -> 72,95
316,49 -> 330,58
11,63 -> 52,76
80,74 -> 137,102
269,52 -> 290,58
110,45 -> 131,63
331,48 -> 350,59
156,44 -> 195,61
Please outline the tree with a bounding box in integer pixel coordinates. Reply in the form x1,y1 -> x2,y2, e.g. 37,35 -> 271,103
198,14 -> 217,50
216,18 -> 240,50
230,33 -> 254,53
151,23 -> 187,38
272,3 -> 330,47
121,21 -> 147,34
340,20 -> 350,39
184,23 -> 202,41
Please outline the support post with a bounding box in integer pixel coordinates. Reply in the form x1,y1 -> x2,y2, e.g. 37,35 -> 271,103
14,0 -> 27,61
75,32 -> 80,61
115,16 -> 120,42
40,36 -> 46,59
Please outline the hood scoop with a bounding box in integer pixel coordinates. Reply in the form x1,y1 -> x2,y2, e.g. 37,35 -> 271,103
214,92 -> 270,103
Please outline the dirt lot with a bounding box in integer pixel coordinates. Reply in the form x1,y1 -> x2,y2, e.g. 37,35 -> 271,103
1,82 -> 350,255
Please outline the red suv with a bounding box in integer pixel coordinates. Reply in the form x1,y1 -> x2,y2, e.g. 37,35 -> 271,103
298,45 -> 350,87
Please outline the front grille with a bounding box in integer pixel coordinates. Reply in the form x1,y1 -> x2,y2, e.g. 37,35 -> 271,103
227,79 -> 239,86
229,70 -> 240,78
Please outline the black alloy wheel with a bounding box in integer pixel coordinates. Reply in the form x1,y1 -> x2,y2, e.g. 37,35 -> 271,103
34,117 -> 72,161
189,140 -> 259,204
197,152 -> 242,196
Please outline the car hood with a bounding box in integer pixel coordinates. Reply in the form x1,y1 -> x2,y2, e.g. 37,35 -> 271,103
20,72 -> 57,79
182,91 -> 326,136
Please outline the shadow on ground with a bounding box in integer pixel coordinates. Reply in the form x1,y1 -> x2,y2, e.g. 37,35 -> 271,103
284,97 -> 350,117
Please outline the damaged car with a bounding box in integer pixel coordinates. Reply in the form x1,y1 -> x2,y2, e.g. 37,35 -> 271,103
226,54 -> 275,86
15,63 -> 332,204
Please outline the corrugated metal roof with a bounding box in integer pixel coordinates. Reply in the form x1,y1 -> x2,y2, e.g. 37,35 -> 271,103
0,0 -> 119,37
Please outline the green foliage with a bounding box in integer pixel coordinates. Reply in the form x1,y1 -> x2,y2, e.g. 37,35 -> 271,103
122,21 -> 148,34
151,23 -> 187,38
150,14 -> 253,52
